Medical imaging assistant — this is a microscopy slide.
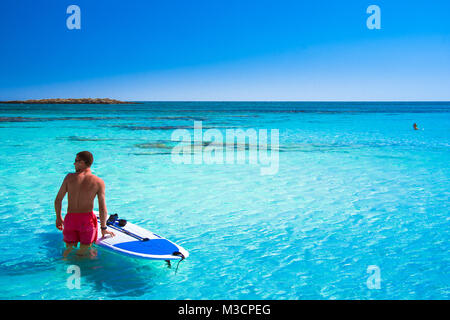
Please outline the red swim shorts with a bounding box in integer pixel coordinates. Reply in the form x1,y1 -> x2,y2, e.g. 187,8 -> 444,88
63,211 -> 98,245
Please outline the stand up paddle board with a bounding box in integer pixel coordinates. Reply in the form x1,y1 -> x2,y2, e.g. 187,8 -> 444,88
94,212 -> 189,261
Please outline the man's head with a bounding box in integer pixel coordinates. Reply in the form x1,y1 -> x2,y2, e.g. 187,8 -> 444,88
74,151 -> 93,172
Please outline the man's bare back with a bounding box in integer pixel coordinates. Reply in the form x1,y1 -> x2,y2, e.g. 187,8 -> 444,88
55,169 -> 107,218
66,171 -> 102,213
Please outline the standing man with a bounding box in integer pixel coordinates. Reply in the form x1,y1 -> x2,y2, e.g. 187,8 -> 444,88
55,151 -> 114,257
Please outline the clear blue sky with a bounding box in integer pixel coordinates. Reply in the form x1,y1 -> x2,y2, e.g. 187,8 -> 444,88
0,0 -> 449,101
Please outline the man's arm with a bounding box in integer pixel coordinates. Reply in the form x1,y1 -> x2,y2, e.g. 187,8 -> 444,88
97,179 -> 108,228
54,174 -> 69,230
97,179 -> 115,237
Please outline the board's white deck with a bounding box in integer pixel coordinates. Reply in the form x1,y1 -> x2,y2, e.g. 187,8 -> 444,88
94,211 -> 189,260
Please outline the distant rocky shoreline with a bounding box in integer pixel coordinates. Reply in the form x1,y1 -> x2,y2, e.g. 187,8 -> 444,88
0,98 -> 138,104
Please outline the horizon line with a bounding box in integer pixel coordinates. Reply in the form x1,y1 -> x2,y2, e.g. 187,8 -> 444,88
126,100 -> 450,102
2,99 -> 450,103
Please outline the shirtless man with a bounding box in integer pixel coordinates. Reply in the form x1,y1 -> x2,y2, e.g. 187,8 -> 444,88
54,151 -> 114,257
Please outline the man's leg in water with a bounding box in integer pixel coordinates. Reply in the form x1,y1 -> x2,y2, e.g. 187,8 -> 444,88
63,242 -> 78,258
76,243 -> 92,256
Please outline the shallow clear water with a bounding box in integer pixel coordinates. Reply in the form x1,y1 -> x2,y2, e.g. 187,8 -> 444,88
0,102 -> 448,299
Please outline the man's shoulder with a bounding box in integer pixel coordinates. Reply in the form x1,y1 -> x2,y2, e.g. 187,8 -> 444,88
94,176 -> 105,192
91,174 -> 105,185
65,173 -> 74,179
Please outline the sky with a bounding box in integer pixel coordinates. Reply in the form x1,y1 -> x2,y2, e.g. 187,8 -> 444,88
0,0 -> 449,101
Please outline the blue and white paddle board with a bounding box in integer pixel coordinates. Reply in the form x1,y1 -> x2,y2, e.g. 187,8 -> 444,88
94,211 -> 189,260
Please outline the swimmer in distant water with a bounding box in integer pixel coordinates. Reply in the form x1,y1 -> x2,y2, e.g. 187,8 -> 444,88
413,123 -> 419,130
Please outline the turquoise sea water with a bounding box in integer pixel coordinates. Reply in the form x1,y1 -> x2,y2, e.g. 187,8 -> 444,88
0,101 -> 448,299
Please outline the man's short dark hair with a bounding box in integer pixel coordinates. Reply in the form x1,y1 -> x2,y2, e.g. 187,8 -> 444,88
77,151 -> 93,167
